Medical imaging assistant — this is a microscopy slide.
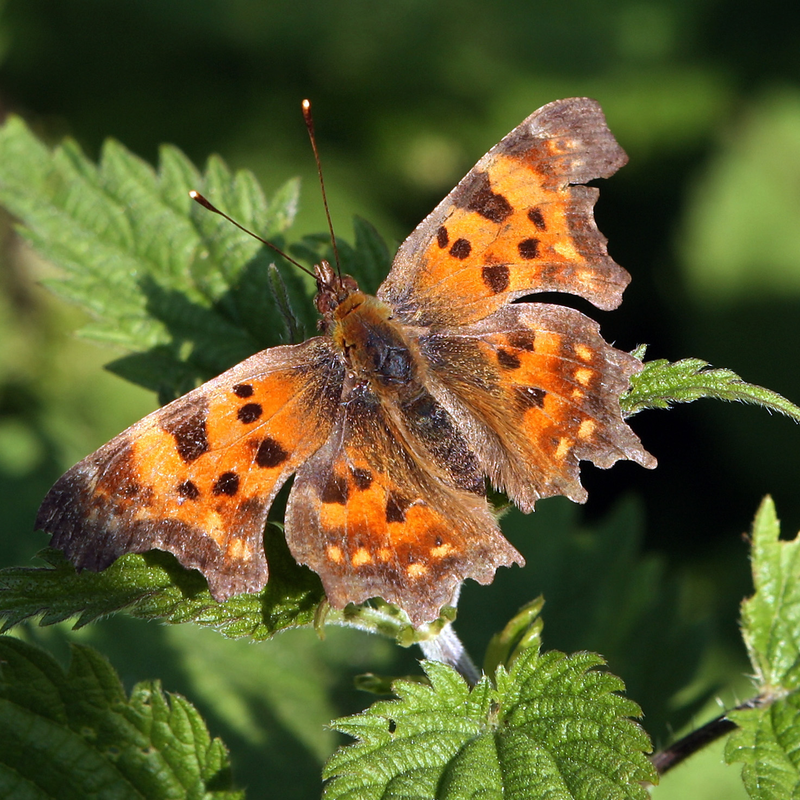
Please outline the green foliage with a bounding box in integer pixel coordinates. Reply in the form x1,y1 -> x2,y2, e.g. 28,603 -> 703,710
2,82 -> 800,800
0,636 -> 241,799
324,646 -> 656,800
0,114 -> 306,403
726,498 -> 800,796
622,348 -> 800,422
0,525 -> 322,640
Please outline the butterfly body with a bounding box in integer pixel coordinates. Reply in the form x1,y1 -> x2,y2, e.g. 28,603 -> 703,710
37,98 -> 655,625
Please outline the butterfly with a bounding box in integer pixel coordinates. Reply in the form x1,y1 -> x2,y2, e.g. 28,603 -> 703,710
36,98 -> 656,626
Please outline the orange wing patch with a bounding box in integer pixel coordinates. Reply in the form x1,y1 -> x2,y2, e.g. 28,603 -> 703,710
421,304 -> 655,512
285,388 -> 522,626
36,338 -> 344,601
379,98 -> 630,327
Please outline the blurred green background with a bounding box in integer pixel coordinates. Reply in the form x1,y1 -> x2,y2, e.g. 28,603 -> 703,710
1,1 -> 799,797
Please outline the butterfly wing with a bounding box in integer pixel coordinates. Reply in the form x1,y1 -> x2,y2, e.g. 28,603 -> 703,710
420,303 -> 656,512
36,338 -> 345,600
284,379 -> 522,625
378,97 -> 629,327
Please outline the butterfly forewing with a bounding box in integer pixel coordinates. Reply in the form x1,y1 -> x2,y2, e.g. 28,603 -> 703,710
36,338 -> 344,600
379,97 -> 630,328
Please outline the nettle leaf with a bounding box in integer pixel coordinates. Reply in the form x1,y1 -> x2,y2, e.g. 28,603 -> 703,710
0,636 -> 242,799
324,647 -> 655,800
622,350 -> 800,422
0,114 -> 308,401
0,526 -> 323,640
726,497 -> 800,798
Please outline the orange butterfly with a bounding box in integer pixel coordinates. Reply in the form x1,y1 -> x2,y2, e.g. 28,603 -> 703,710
36,98 -> 655,626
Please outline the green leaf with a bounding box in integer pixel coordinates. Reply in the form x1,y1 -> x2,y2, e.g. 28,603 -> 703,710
740,497 -> 800,691
622,351 -> 800,422
0,114 -> 307,401
0,636 -> 242,799
324,647 -> 656,799
482,596 -> 545,678
725,497 -> 800,797
0,525 -> 323,640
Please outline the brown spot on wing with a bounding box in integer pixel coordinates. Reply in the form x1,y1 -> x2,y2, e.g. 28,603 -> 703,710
459,171 -> 514,223
528,207 -> 547,230
255,437 -> 289,468
213,471 -> 240,496
482,264 -> 510,294
378,98 -> 632,326
449,238 -> 472,260
161,401 -> 209,462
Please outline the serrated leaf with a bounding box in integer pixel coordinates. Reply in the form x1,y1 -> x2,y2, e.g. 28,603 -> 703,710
0,525 -> 324,640
0,114 -> 306,400
0,636 -> 242,799
324,647 -> 655,800
726,697 -> 800,800
741,497 -> 800,691
622,354 -> 800,422
724,497 -> 800,798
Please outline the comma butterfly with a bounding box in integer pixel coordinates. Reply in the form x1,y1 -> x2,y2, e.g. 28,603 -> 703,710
36,98 -> 656,626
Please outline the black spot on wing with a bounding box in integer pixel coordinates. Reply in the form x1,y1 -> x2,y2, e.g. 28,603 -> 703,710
386,492 -> 410,523
518,238 -> 540,260
515,386 -> 546,409
449,238 -> 472,260
321,473 -> 348,505
233,383 -> 254,398
178,480 -> 200,500
255,437 -> 288,468
507,330 -> 536,351
237,403 -> 263,424
466,175 -> 513,223
497,349 -> 521,370
527,207 -> 547,230
351,467 -> 373,490
213,471 -> 240,496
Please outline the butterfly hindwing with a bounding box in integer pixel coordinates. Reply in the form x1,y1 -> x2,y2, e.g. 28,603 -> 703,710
284,381 -> 522,625
420,304 -> 656,511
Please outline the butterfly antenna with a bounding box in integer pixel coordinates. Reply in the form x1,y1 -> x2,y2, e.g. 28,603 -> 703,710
188,190 -> 316,279
302,99 -> 343,278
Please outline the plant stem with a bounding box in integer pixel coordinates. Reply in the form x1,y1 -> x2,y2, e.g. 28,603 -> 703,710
651,697 -> 763,775
417,623 -> 481,686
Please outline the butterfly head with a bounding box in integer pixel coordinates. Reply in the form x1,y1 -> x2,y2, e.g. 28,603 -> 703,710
314,260 -> 362,324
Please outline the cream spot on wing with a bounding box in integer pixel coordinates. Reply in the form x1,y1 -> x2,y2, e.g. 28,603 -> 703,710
227,538 -> 252,560
553,240 -> 580,260
326,544 -> 344,564
352,547 -> 373,567
574,343 -> 593,362
578,419 -> 596,440
378,548 -> 392,562
209,515 -> 226,546
554,437 -> 572,460
575,367 -> 594,387
407,563 -> 428,579
572,387 -> 585,399
431,543 -> 453,559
